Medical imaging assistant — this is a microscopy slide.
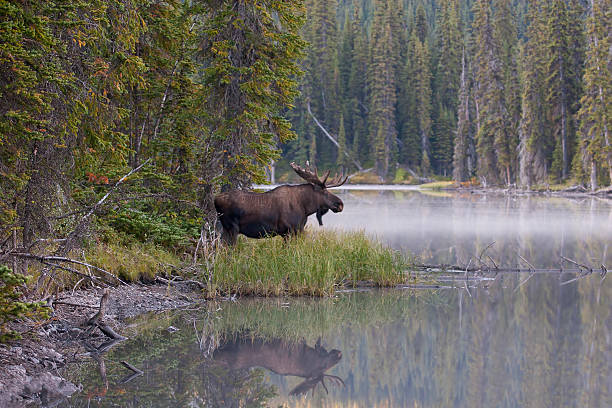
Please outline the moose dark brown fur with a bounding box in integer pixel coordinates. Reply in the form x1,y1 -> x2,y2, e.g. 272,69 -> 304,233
213,336 -> 345,396
214,162 -> 348,244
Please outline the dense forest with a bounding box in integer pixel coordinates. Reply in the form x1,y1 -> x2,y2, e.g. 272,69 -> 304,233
0,0 -> 306,270
0,0 -> 610,274
283,0 -> 611,189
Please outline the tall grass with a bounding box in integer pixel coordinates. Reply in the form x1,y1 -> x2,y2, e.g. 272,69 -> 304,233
210,229 -> 410,297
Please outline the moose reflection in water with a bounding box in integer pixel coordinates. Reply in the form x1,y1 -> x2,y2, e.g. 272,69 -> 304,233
213,335 -> 345,396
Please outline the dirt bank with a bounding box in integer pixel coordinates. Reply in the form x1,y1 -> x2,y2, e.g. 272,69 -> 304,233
0,283 -> 201,407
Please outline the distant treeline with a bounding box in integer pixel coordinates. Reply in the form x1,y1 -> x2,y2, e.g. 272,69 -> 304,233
282,0 -> 611,189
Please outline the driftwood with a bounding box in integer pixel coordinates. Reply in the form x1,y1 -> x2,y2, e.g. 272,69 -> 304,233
120,360 -> 144,384
156,275 -> 205,290
85,289 -> 126,340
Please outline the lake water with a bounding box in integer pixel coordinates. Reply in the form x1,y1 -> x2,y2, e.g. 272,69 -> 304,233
57,189 -> 611,407
314,189 -> 612,269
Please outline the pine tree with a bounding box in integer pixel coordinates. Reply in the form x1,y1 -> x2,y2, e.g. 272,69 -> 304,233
309,0 -> 339,166
414,36 -> 433,175
545,0 -> 584,182
453,46 -> 474,182
577,0 -> 611,189
492,0 -> 520,185
519,0 -> 551,187
368,0 -> 397,178
472,0 -> 499,185
347,0 -> 369,165
432,0 -> 461,175
200,0 -> 306,187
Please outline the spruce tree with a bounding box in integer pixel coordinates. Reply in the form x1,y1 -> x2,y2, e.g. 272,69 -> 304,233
577,0 -> 611,189
545,0 -> 584,182
369,0 -> 397,178
432,0 -> 461,176
453,46 -> 474,182
519,0 -> 551,187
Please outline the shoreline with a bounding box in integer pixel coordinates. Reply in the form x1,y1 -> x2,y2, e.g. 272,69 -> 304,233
0,283 -> 199,407
0,265 -> 592,406
253,182 -> 612,198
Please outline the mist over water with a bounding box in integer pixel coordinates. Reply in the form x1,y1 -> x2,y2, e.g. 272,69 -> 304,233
313,189 -> 612,269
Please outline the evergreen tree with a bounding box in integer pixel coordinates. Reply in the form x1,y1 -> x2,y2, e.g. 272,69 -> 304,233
519,0 -> 551,187
432,0 -> 461,175
472,0 -> 517,185
368,0 -> 397,178
309,0 -> 339,166
200,0 -> 306,188
453,46 -> 475,182
348,0 -> 369,166
492,0 -> 520,185
414,36 -> 433,175
576,0 -> 611,189
545,0 -> 584,182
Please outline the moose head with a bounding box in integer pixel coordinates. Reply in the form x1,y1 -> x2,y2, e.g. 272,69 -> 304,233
290,162 -> 348,226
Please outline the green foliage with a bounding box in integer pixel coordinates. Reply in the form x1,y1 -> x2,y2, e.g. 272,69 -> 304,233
0,265 -> 49,342
211,229 -> 409,297
108,208 -> 199,248
577,0 -> 611,190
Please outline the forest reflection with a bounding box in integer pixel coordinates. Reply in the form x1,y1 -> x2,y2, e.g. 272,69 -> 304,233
60,273 -> 610,407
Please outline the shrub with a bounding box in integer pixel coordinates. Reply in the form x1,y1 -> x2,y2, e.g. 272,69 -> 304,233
0,265 -> 49,342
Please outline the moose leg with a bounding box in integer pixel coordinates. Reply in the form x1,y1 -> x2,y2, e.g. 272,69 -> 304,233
219,217 -> 239,245
225,225 -> 238,245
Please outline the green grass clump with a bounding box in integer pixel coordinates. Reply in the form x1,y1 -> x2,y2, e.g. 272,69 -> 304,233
211,229 -> 409,297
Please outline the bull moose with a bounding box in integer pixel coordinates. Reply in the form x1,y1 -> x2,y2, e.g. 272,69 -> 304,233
214,162 -> 348,245
213,336 -> 345,396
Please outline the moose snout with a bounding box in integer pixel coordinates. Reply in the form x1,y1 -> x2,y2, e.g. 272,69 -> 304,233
332,202 -> 343,212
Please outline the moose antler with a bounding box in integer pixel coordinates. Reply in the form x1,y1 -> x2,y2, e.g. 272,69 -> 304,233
290,162 -> 348,188
289,374 -> 346,396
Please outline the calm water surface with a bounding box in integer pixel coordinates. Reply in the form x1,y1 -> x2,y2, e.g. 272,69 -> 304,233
315,189 -> 612,268
58,190 -> 611,407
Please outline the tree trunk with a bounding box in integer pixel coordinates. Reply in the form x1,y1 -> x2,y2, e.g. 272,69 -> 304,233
590,159 -> 598,191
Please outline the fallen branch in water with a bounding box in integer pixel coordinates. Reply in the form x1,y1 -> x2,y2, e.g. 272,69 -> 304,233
119,361 -> 144,384
87,288 -> 110,326
560,256 -> 593,273
478,242 -> 496,269
85,289 -> 126,340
